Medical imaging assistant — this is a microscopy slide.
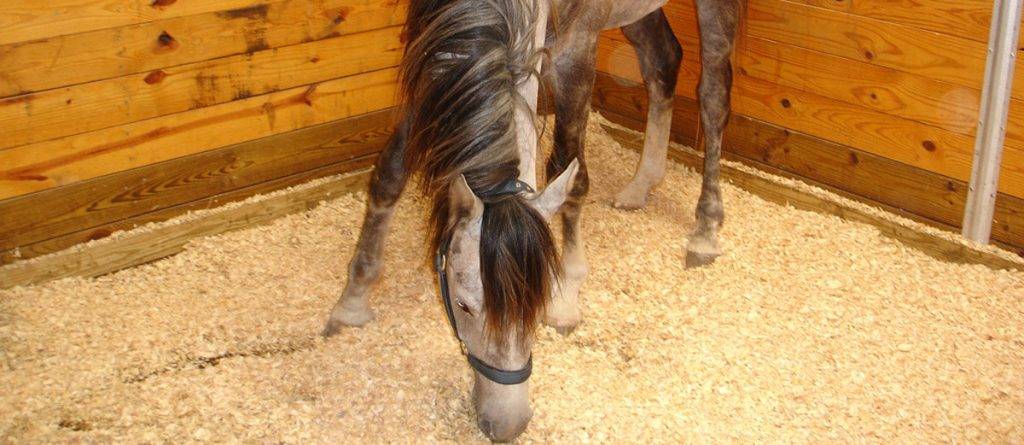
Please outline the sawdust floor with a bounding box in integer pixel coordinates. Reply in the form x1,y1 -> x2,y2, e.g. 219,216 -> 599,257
2,116 -> 1023,443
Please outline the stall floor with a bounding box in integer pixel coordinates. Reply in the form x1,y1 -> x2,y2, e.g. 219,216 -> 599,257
2,115 -> 1022,443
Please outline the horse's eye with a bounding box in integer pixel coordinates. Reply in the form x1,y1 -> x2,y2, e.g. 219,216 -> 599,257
456,299 -> 471,314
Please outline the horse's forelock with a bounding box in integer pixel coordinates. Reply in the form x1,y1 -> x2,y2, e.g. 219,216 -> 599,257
479,196 -> 560,347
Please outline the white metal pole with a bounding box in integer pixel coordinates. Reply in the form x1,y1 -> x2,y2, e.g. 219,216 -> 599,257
963,0 -> 1024,243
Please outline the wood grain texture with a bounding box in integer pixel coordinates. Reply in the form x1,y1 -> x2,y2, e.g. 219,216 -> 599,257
738,36 -> 980,137
601,121 -> 1024,271
731,74 -> 1024,198
746,0 -> 1024,99
591,71 -> 1024,251
0,108 -> 393,258
0,67 -> 398,200
0,25 -> 402,150
0,167 -> 372,289
0,0 -> 283,46
0,0 -> 407,97
790,0 -> 993,45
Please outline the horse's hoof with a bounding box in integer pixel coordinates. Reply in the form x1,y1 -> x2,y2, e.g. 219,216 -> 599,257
612,188 -> 648,210
321,320 -> 345,338
553,324 -> 578,336
685,250 -> 719,269
321,306 -> 375,337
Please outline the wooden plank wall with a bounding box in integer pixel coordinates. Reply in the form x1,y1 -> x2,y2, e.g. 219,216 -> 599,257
0,0 -> 407,266
594,0 -> 1024,251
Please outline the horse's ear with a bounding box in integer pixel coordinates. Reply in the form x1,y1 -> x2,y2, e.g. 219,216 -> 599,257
528,158 -> 579,220
450,174 -> 484,223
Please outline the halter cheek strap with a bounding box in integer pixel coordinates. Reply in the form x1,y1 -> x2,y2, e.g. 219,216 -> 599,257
435,178 -> 534,386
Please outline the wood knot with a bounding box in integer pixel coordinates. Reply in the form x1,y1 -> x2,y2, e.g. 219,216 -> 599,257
333,7 -> 351,24
863,50 -> 874,60
157,31 -> 179,52
144,70 -> 167,84
150,0 -> 176,8
780,98 -> 792,108
922,140 -> 937,152
848,151 -> 859,165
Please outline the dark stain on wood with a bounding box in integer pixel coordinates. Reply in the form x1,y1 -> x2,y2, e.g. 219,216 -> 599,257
144,70 -> 168,84
216,4 -> 270,20
88,229 -> 112,241
8,174 -> 47,181
233,88 -> 253,101
244,29 -> 270,54
150,0 -> 177,8
194,73 -> 219,107
263,102 -> 277,129
302,85 -> 318,106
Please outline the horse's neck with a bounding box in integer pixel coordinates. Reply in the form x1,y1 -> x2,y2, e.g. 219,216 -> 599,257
515,0 -> 550,189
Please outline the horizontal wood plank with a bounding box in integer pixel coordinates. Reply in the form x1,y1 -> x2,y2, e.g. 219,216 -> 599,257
789,0 -> 993,45
0,25 -> 403,150
0,67 -> 399,200
0,167 -> 373,289
0,0 -> 407,98
746,0 -> 1024,99
0,108 -> 394,256
0,0 -> 283,46
731,74 -> 1024,198
738,36 -> 979,137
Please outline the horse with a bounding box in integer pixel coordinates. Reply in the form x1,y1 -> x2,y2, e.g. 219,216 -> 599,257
322,0 -> 740,440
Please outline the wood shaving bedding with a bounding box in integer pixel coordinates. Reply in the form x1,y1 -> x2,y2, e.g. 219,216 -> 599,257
1,113 -> 1021,443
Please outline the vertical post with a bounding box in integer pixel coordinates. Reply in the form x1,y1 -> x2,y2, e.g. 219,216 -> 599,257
963,0 -> 1024,243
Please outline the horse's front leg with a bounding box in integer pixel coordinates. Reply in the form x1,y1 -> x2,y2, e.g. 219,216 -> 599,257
544,35 -> 598,335
323,120 -> 409,336
687,0 -> 739,268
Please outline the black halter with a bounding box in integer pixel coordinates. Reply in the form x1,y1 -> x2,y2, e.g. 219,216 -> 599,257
434,178 -> 534,385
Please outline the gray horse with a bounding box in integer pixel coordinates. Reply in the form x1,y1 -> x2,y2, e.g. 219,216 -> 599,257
323,0 -> 740,440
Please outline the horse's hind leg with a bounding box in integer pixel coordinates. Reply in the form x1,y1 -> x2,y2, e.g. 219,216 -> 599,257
687,0 -> 739,268
544,34 -> 599,335
323,121 -> 409,337
613,9 -> 683,210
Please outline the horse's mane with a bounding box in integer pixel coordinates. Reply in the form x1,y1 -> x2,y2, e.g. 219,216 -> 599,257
400,0 -> 559,345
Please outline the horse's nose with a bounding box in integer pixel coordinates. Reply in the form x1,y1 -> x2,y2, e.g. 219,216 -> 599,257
477,412 -> 530,442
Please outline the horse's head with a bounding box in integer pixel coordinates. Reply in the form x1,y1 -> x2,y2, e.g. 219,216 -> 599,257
440,159 -> 578,441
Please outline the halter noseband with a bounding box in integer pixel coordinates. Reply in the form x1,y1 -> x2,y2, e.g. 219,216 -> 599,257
435,178 -> 535,386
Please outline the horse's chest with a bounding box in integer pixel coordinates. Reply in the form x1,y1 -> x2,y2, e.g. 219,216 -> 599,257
550,0 -> 668,30
603,0 -> 669,28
